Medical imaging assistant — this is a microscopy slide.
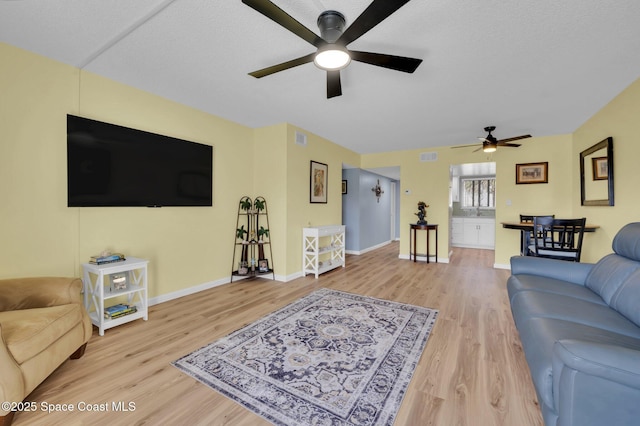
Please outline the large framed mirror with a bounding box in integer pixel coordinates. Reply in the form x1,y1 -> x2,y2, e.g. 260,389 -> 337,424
580,137 -> 614,206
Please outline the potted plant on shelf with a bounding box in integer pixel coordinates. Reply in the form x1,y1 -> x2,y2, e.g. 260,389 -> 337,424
257,226 -> 269,260
254,197 -> 265,231
236,225 -> 249,275
240,197 -> 252,212
254,198 -> 265,213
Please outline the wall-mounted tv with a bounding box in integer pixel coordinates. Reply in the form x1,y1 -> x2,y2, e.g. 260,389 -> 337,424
67,114 -> 213,207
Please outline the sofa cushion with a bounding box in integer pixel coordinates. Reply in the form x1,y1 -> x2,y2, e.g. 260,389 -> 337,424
507,274 -> 606,305
517,317 -> 640,410
0,304 -> 83,364
510,290 -> 640,338
608,269 -> 640,327
612,222 -> 640,261
585,253 -> 640,304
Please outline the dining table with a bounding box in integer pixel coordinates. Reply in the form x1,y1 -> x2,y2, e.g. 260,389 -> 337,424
501,221 -> 599,256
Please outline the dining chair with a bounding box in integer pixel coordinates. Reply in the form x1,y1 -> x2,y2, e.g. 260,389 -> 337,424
520,214 -> 553,256
529,217 -> 587,262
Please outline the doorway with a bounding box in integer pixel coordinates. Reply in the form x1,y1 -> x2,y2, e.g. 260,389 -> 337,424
449,162 -> 497,255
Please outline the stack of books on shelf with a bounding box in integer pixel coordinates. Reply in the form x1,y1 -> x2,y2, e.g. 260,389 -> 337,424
104,303 -> 137,320
90,252 -> 126,265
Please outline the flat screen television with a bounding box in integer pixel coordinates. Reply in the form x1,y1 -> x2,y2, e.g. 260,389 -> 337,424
67,114 -> 213,207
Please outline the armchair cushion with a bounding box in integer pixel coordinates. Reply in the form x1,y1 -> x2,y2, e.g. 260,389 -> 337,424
0,304 -> 85,364
0,277 -> 84,311
0,277 -> 92,425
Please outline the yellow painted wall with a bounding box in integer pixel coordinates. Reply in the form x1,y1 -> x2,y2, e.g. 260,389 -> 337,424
3,40 -> 639,296
0,43 -> 360,293
573,76 -> 640,262
1,43 -> 254,299
250,124 -> 359,278
284,125 -> 359,277
1,43 -> 79,278
362,73 -> 640,267
252,123 -> 288,276
362,135 -> 574,266
493,135 -> 573,265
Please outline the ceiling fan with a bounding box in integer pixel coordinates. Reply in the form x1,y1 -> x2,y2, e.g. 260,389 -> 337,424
242,0 -> 423,98
453,126 -> 532,153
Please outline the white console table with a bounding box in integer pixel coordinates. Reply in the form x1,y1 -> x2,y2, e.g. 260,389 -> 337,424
303,225 -> 346,278
82,257 -> 148,336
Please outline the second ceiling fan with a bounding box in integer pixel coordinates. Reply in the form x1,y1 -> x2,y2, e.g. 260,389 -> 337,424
454,126 -> 532,153
242,0 -> 423,98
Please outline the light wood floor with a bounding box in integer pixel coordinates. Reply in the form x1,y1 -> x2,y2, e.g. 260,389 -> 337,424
13,243 -> 543,426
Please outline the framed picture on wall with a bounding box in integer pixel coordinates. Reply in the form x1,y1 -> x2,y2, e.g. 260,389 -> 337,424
516,162 -> 548,184
592,156 -> 608,180
310,161 -> 328,203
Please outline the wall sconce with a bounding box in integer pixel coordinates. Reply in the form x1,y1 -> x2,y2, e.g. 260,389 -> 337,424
371,179 -> 384,203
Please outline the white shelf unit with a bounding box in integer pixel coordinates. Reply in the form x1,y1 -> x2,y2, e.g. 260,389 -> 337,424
303,225 -> 346,278
82,257 -> 149,336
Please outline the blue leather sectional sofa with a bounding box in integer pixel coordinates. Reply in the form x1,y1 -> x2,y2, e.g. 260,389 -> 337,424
507,222 -> 640,426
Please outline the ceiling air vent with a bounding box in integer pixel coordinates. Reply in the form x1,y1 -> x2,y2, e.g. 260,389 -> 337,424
295,131 -> 308,147
420,152 -> 438,162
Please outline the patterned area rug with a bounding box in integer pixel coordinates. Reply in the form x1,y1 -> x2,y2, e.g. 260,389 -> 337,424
172,288 -> 438,425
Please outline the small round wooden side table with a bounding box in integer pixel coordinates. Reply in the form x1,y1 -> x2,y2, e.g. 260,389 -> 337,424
409,223 -> 438,263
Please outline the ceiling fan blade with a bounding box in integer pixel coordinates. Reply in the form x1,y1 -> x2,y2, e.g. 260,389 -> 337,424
473,146 -> 484,152
242,0 -> 325,48
248,53 -> 315,78
497,134 -> 531,143
337,0 -> 412,46
350,50 -> 422,73
497,142 -> 522,148
327,70 -> 342,98
451,143 -> 481,149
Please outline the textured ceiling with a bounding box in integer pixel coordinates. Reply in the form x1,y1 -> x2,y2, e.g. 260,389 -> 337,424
2,0 -> 640,154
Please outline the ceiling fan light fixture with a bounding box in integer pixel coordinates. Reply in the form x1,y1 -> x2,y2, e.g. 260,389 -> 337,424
483,141 -> 497,153
314,44 -> 351,70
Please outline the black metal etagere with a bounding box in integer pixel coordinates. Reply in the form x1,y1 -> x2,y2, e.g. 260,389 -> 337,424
230,196 -> 274,282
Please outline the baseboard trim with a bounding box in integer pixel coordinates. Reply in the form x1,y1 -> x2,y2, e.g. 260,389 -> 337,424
148,277 -> 230,306
346,240 -> 392,256
493,263 -> 511,270
148,273 -> 289,306
280,272 -> 303,282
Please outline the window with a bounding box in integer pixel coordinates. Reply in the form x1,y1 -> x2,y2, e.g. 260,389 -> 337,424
462,178 -> 495,208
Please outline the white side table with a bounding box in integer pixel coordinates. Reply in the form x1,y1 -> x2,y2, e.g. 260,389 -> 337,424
82,257 -> 149,336
303,225 -> 346,278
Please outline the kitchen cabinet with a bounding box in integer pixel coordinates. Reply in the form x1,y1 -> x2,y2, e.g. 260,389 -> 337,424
451,217 -> 495,249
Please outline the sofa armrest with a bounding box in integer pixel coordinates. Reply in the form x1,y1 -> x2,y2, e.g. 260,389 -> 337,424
551,339 -> 640,426
0,277 -> 83,311
510,256 -> 594,285
0,323 -> 26,416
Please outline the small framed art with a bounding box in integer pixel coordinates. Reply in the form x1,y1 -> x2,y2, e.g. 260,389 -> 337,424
258,259 -> 269,273
592,156 -> 608,180
516,162 -> 548,184
310,160 -> 328,203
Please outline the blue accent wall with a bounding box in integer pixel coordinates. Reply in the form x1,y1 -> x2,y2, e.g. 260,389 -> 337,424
342,168 -> 360,251
342,168 -> 396,253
